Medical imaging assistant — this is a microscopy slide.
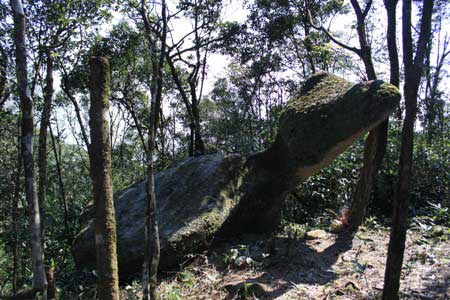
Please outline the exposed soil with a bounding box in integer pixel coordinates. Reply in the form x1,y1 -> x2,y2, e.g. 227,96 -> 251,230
148,224 -> 449,300
68,223 -> 449,299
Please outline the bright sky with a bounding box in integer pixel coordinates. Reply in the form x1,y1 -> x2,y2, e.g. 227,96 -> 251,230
56,0 -> 448,145
59,0 -> 250,146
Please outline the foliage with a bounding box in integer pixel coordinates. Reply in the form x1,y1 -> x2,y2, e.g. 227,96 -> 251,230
281,221 -> 309,240
283,139 -> 363,226
221,245 -> 260,269
202,74 -> 283,154
0,0 -> 449,297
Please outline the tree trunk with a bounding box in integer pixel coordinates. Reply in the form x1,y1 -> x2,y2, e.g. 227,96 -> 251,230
384,0 -> 400,88
45,267 -> 55,300
383,0 -> 402,122
165,56 -> 196,156
348,0 -> 390,229
11,121 -> 21,294
49,124 -> 71,245
37,50 -> 53,243
382,84 -> 416,300
88,56 -> 120,300
11,0 -> 48,297
191,95 -> 205,156
142,59 -> 160,300
143,96 -> 160,300
142,1 -> 167,298
349,122 -> 388,228
0,45 -> 7,106
382,0 -> 434,298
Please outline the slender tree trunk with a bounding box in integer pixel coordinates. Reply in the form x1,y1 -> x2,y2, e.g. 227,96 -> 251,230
349,123 -> 387,228
188,2 -> 205,156
88,56 -> 120,300
61,84 -> 90,149
11,0 -> 48,297
385,0 -> 402,121
11,121 -> 21,294
382,0 -> 434,298
310,1 -> 390,229
348,0 -> 391,229
49,124 -> 71,245
189,123 -> 195,156
384,0 -> 401,88
143,93 -> 160,300
165,56 -> 196,156
190,95 -> 205,155
38,49 -> 53,243
0,45 -> 7,106
45,267 -> 55,300
301,1 -> 316,75
141,1 -> 166,298
382,86 -> 416,300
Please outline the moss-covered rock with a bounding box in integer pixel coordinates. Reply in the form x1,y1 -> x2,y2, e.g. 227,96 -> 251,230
73,153 -> 245,280
73,72 -> 401,279
219,72 -> 400,235
278,72 -> 400,180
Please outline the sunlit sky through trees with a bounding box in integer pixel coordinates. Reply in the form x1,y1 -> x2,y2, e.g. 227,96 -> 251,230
7,0 -> 447,145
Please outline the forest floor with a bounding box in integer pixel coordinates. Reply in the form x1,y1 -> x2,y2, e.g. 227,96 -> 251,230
66,219 -> 449,300
115,219 -> 449,300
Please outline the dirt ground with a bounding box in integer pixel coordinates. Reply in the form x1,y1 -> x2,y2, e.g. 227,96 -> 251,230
139,223 -> 450,300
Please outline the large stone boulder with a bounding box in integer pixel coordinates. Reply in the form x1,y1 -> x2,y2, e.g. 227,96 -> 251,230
219,72 -> 400,234
73,153 -> 245,280
73,72 -> 401,280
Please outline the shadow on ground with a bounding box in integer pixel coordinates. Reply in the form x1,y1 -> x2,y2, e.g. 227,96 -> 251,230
210,231 -> 356,300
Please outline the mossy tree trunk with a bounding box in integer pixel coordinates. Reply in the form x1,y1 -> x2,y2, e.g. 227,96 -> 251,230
382,0 -> 434,299
11,0 -> 48,298
88,56 -> 120,300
